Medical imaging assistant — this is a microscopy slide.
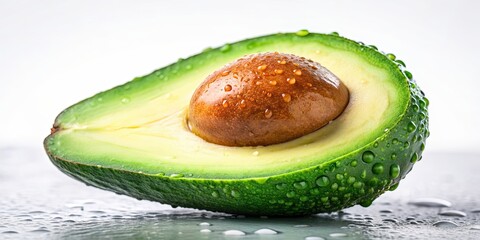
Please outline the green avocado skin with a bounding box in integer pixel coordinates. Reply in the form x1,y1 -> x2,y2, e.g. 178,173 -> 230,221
45,33 -> 429,216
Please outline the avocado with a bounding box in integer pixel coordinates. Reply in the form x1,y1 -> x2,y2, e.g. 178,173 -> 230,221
44,31 -> 429,216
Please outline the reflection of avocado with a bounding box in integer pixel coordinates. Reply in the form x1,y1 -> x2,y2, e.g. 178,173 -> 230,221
44,31 -> 429,216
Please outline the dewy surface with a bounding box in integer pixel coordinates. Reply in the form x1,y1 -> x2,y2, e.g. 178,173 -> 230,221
1,146 -> 479,239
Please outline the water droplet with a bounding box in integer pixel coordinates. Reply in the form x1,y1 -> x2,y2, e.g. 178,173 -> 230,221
170,173 -> 183,178
254,228 -> 278,235
274,69 -> 284,74
407,121 -> 417,133
409,198 -> 452,207
410,153 -> 418,163
350,160 -> 358,167
224,84 -> 232,92
390,164 -> 400,178
239,99 -> 246,108
439,210 -> 467,217
294,181 -> 308,189
353,181 -> 363,189
264,109 -> 273,118
470,225 -> 480,230
258,65 -> 267,71
300,196 -> 309,201
269,80 -> 277,85
391,153 -> 397,160
200,229 -> 212,233
199,222 -> 212,226
386,53 -> 396,60
433,221 -> 458,228
252,151 -> 259,156
404,71 -> 413,79
316,176 -> 330,187
220,44 -> 231,52
276,183 -> 287,190
296,29 -> 310,36
336,174 -> 344,181
329,233 -> 348,237
372,163 -> 384,174
331,183 -> 339,191
282,93 -> 291,102
222,99 -> 229,108
278,60 -> 287,64
347,176 -> 356,184
294,69 -> 302,76
286,191 -> 296,198
231,190 -> 240,198
305,237 -> 325,240
222,70 -> 230,76
121,97 -> 130,104
294,224 -> 310,228
362,151 -> 375,163
223,230 -> 246,236
266,92 -> 272,97
287,77 -> 296,84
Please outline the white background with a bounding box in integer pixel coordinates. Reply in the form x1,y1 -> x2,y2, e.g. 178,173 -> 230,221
1,0 -> 479,152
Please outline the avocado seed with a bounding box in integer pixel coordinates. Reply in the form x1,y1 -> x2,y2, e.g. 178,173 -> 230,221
188,52 -> 349,146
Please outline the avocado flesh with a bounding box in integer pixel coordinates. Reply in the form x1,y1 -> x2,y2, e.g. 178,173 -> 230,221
45,32 -> 429,216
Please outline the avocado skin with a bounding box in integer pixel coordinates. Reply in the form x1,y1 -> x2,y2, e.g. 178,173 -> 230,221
44,33 -> 429,216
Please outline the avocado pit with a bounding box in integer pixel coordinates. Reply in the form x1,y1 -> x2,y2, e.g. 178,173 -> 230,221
188,52 -> 349,146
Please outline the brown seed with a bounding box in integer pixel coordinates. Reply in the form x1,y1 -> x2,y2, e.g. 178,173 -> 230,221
282,93 -> 291,102
264,109 -> 273,118
294,69 -> 302,76
287,78 -> 296,84
269,80 -> 277,86
274,69 -> 284,74
278,60 -> 286,65
224,84 -> 232,92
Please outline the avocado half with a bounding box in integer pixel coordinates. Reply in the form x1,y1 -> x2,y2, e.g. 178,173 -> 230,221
44,31 -> 429,216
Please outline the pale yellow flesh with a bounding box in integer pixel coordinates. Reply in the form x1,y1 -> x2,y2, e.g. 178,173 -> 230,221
54,42 -> 399,177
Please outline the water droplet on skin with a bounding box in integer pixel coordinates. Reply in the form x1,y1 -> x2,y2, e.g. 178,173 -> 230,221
294,181 -> 308,189
276,183 -> 287,190
170,173 -> 183,178
404,71 -> 413,79
254,228 -> 278,235
211,191 -> 219,198
265,109 -> 273,118
407,121 -> 417,133
362,151 -> 375,163
231,190 -> 240,198
240,99 -> 246,108
433,221 -> 458,228
409,198 -> 452,208
223,230 -> 246,236
222,100 -> 229,108
294,69 -> 302,76
286,191 -> 296,198
439,210 -> 467,217
274,69 -> 284,74
316,176 -> 330,187
287,77 -> 296,84
336,174 -> 344,181
331,183 -> 339,190
305,237 -> 325,240
269,80 -> 277,85
221,70 -> 230,76
220,44 -> 231,52
282,93 -> 291,102
372,163 -> 384,174
266,92 -> 272,97
200,229 -> 212,233
199,222 -> 211,226
391,153 -> 397,160
350,160 -> 358,167
296,29 -> 310,36
258,65 -> 267,71
252,151 -> 259,156
279,60 -> 287,65
353,181 -> 363,189
386,53 -> 396,60
224,84 -> 232,92
410,153 -> 418,163
390,164 -> 400,178
470,225 -> 480,230
331,31 -> 340,36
